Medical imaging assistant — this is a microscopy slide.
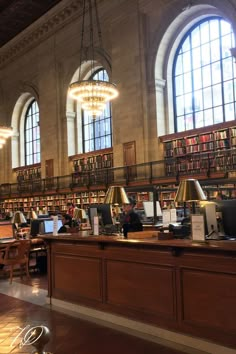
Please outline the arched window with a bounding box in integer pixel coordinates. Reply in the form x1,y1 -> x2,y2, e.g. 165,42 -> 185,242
82,69 -> 112,153
24,99 -> 40,165
173,16 -> 235,132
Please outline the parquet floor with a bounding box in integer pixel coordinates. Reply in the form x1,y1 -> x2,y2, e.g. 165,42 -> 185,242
0,274 -> 188,354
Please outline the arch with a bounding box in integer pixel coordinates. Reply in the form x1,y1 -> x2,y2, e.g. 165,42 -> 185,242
11,93 -> 38,168
154,1 -> 236,136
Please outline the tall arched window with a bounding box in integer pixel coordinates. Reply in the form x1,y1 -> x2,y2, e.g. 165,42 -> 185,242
82,69 -> 112,153
173,16 -> 236,132
24,99 -> 40,165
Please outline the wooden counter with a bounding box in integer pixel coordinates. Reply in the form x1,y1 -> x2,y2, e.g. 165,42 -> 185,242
42,232 -> 236,350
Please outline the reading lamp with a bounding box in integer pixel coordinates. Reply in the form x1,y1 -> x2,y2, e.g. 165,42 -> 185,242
175,179 -> 206,214
104,186 -> 130,219
26,210 -> 38,220
104,186 -> 130,205
74,208 -> 87,223
12,211 -> 27,226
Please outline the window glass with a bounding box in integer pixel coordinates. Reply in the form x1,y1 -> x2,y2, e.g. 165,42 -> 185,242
173,17 -> 235,132
82,69 -> 112,153
24,100 -> 41,165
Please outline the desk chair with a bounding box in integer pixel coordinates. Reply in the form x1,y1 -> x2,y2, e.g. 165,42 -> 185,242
0,239 -> 31,284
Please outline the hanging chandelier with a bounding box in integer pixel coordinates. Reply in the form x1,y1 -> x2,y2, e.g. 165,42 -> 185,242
68,0 -> 119,117
0,126 -> 13,148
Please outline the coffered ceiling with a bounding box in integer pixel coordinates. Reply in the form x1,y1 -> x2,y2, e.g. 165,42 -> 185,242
0,0 -> 63,47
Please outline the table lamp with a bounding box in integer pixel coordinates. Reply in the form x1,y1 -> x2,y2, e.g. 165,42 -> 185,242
104,186 -> 130,221
104,186 -> 130,205
27,210 -> 38,220
12,211 -> 27,237
175,179 -> 206,214
12,211 -> 27,227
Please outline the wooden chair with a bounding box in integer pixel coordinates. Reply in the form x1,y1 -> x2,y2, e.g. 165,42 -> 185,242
0,239 -> 31,284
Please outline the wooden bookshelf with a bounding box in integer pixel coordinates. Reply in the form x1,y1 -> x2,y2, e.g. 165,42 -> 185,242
14,164 -> 41,182
72,148 -> 113,173
71,149 -> 113,185
0,190 -> 107,216
160,122 -> 236,177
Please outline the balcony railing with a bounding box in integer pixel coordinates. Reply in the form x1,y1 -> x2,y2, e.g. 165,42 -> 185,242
1,148 -> 236,198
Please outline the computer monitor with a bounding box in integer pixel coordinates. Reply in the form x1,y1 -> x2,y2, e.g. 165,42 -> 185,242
30,219 -> 44,237
214,199 -> 236,236
97,204 -> 113,226
43,219 -> 63,234
30,218 -> 63,236
88,204 -> 114,229
143,201 -> 162,218
43,219 -> 53,233
199,201 -> 218,236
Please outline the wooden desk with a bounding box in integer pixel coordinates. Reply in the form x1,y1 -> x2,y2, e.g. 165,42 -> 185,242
42,233 -> 236,350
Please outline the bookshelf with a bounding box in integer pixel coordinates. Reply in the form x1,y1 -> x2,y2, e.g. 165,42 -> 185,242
0,190 -> 107,216
71,149 -> 113,185
160,122 -> 236,176
72,149 -> 113,172
127,191 -> 152,209
15,165 -> 41,182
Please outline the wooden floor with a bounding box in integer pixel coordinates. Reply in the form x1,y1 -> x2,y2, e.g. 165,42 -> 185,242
0,274 -> 188,354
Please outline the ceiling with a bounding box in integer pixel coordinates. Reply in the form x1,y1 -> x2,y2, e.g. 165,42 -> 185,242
0,0 -> 63,48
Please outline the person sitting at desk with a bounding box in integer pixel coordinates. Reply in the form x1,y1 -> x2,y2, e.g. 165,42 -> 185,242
122,197 -> 143,238
58,214 -> 72,233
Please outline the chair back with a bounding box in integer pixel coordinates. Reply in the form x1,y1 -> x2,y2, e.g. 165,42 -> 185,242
0,239 -> 31,284
4,240 -> 31,262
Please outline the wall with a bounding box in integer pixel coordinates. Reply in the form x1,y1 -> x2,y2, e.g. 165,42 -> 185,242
0,0 -> 235,183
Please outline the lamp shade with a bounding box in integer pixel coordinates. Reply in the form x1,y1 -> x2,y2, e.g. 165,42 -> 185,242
11,211 -> 27,224
104,186 -> 130,205
175,179 -> 206,202
73,208 -> 87,221
26,211 -> 37,220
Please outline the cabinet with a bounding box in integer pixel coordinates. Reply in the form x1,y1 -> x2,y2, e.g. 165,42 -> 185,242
160,122 -> 236,177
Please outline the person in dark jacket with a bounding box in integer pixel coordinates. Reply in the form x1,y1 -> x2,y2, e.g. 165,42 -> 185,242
122,197 -> 143,238
58,214 -> 72,233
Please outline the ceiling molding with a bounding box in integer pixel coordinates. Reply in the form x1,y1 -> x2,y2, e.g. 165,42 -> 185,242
0,0 -> 83,69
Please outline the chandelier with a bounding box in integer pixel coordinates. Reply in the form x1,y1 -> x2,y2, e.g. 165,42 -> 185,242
0,126 -> 13,148
68,0 -> 119,117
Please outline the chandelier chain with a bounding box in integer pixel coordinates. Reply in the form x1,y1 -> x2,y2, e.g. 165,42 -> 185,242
78,0 -> 86,81
88,0 -> 95,73
68,0 -> 119,117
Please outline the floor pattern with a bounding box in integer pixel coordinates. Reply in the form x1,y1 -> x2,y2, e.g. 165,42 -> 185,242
0,274 -> 190,354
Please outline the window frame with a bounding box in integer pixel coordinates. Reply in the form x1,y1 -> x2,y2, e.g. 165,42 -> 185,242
82,68 -> 112,153
172,16 -> 236,133
24,99 -> 41,165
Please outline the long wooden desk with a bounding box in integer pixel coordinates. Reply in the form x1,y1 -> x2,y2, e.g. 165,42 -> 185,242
42,233 -> 236,350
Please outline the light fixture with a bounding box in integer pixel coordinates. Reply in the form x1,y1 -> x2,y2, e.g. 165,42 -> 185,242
104,186 -> 130,205
26,210 -> 38,220
0,126 -> 13,138
175,179 -> 206,213
68,0 -> 119,117
0,126 -> 13,148
12,211 -> 27,231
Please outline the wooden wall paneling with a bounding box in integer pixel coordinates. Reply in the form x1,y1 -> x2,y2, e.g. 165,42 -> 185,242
180,268 -> 236,331
51,242 -> 103,304
45,237 -> 236,348
105,260 -> 177,321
